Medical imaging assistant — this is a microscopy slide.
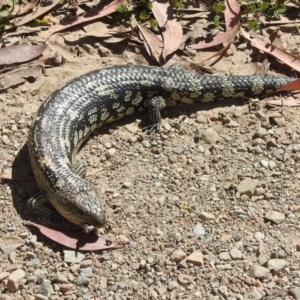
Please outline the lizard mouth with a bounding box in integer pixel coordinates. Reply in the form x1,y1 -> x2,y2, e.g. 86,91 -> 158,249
82,224 -> 96,233
82,213 -> 106,232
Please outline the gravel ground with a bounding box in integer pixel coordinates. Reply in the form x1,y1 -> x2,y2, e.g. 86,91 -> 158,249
1,37 -> 300,300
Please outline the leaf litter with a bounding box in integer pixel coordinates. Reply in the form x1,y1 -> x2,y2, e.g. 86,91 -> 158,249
151,0 -> 182,60
0,44 -> 46,65
26,222 -> 129,251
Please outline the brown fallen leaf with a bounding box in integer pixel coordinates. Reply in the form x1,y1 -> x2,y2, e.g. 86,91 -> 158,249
82,22 -> 114,38
136,21 -> 164,65
188,0 -> 240,50
224,0 -> 241,30
197,38 -> 235,66
103,36 -> 128,43
0,45 -> 46,65
134,20 -> 180,67
27,222 -> 129,251
2,26 -> 43,39
267,98 -> 300,107
180,26 -> 211,50
264,79 -> 300,106
8,0 -> 60,28
177,8 -> 210,19
193,0 -> 240,67
0,66 -> 42,91
188,26 -> 239,50
11,0 -> 39,17
276,78 -> 300,92
240,28 -> 300,73
83,21 -> 131,38
152,1 -> 183,60
259,15 -> 299,26
49,0 -> 127,36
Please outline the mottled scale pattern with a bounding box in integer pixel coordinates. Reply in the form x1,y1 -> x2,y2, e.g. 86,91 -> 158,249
28,65 -> 295,229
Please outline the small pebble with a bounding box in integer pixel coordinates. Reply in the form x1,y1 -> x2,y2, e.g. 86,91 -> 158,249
267,259 -> 287,270
192,223 -> 205,237
230,248 -> 243,260
202,128 -> 219,144
64,251 -> 85,263
172,146 -> 185,154
265,210 -> 285,224
249,265 -> 270,279
2,135 -> 10,145
199,211 -> 215,221
170,249 -> 186,263
186,251 -> 204,266
254,231 -> 264,241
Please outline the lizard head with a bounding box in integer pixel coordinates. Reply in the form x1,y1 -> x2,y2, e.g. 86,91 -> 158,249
57,179 -> 106,232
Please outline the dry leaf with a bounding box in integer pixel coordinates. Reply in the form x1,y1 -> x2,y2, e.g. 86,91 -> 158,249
197,38 -> 235,66
2,27 -> 42,39
132,17 -> 180,67
0,44 -> 46,65
136,22 -> 164,65
9,0 -> 60,27
177,8 -> 210,19
240,28 -> 300,72
152,1 -> 183,60
27,222 -> 129,251
49,0 -> 127,36
103,36 -> 128,43
267,98 -> 300,107
188,0 -> 240,50
276,78 -> 300,92
0,67 -> 42,91
82,21 -> 130,38
224,0 -> 240,30
259,15 -> 299,26
11,0 -> 39,17
180,26 -> 211,50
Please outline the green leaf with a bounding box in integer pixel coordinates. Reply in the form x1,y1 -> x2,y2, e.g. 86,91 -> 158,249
262,2 -> 269,10
213,2 -> 225,14
147,2 -> 153,10
8,0 -> 14,7
0,10 -> 10,17
34,17 -> 52,26
248,19 -> 260,29
257,2 -> 269,11
295,22 -> 300,35
150,18 -> 158,31
276,4 -> 286,14
246,3 -> 256,12
116,4 -> 126,13
140,10 -> 150,20
0,18 -> 5,29
273,9 -> 280,19
174,0 -> 184,8
214,15 -> 221,27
